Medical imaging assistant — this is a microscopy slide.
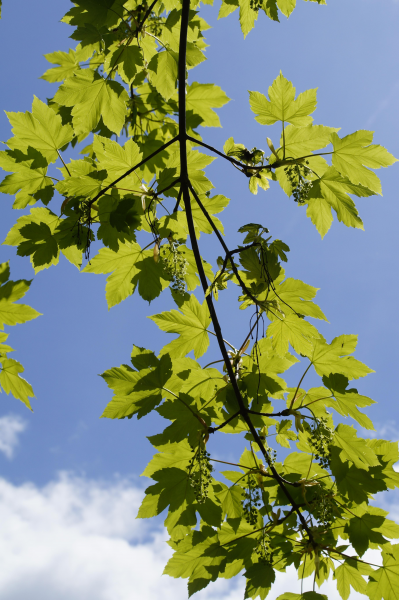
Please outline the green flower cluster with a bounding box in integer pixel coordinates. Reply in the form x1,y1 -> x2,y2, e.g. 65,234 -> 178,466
256,530 -> 274,564
243,474 -> 261,527
310,417 -> 334,469
161,240 -> 188,295
284,163 -> 313,204
188,448 -> 213,504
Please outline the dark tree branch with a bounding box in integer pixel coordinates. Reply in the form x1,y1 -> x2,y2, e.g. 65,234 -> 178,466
186,134 -> 254,170
135,0 -> 159,34
154,178 -> 180,198
178,0 -> 314,545
187,181 -> 263,308
173,187 -> 183,213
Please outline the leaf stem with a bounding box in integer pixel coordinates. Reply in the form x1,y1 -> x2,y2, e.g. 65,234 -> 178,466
208,411 -> 241,433
290,363 -> 312,409
207,329 -> 236,352
57,149 -> 71,176
88,136 -> 178,206
135,0 -> 159,34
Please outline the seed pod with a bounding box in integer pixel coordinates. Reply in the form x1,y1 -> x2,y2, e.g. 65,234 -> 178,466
267,137 -> 279,158
153,241 -> 160,263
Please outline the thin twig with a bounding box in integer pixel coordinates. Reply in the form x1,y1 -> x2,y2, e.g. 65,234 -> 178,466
209,411 -> 241,433
57,149 -> 71,176
88,136 -> 178,206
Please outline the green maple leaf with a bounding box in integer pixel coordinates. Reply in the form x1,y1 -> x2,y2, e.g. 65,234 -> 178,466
130,345 -> 158,370
333,424 -> 379,470
0,261 -> 38,410
323,373 -> 375,430
0,160 -> 53,209
278,123 -> 339,157
150,295 -> 211,359
104,43 -> 144,84
277,592 -> 327,600
83,241 -> 170,307
4,207 -> 83,272
245,562 -> 275,600
54,69 -> 129,136
276,0 -> 296,18
186,83 -> 230,128
0,358 -> 35,410
56,173 -> 103,199
249,73 -> 317,127
306,166 -> 376,238
267,313 -> 322,357
367,544 -> 399,600
345,506 -> 399,556
333,559 -> 371,600
41,48 -> 83,83
64,0 -> 124,28
5,97 -> 74,162
238,0 -> 259,38
0,267 -> 40,330
164,527 -> 225,580
267,274 -> 327,321
216,482 -> 244,519
101,354 -> 174,419
190,193 -> 229,237
142,440 -> 194,478
17,222 -> 59,267
218,0 -> 239,19
93,135 -> 143,185
309,334 -> 373,380
148,50 -> 179,101
331,130 -> 397,194
138,467 -> 195,520
275,419 -> 297,448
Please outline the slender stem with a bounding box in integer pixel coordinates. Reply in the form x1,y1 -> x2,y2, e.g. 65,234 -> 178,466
189,181 -> 262,308
57,149 -> 71,176
162,387 -> 205,425
136,0 -> 159,33
238,312 -> 262,355
207,329 -> 236,352
208,410 -> 241,433
186,134 -> 253,170
303,394 -> 333,408
89,136 -> 179,206
325,548 -> 380,569
221,506 -> 300,547
209,458 -> 252,470
282,120 -> 286,160
203,359 -> 224,369
155,178 -> 180,197
248,409 -> 291,418
290,363 -> 312,409
141,238 -> 159,251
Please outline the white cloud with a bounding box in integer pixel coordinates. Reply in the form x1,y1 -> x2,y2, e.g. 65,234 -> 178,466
0,415 -> 26,459
360,421 -> 399,441
0,472 -> 380,600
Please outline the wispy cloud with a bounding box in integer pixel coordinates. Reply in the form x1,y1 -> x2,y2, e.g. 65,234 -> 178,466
0,415 -> 26,459
365,81 -> 399,127
361,420 -> 398,440
0,472 -> 383,599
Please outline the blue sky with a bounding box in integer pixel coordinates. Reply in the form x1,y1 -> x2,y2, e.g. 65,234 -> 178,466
0,0 -> 398,598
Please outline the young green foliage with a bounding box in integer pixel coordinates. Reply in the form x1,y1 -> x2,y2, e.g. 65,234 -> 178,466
0,262 -> 39,410
0,0 -> 398,598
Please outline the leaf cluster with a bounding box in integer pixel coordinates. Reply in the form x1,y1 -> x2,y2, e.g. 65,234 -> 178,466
0,1 -> 398,599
